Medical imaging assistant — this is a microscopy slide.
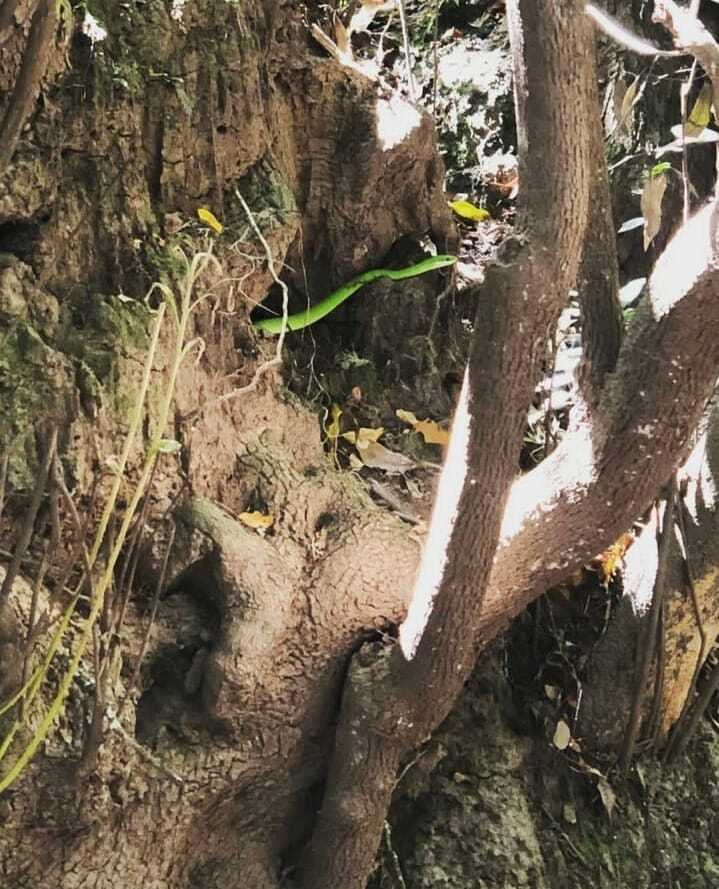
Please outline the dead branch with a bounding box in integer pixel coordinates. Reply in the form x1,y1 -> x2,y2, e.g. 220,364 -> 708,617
0,0 -> 58,176
653,0 -> 719,82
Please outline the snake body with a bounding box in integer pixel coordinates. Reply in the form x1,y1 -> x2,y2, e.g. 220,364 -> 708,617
252,254 -> 457,334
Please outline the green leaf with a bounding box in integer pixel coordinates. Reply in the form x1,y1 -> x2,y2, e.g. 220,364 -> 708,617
157,438 -> 182,454
650,162 -> 672,178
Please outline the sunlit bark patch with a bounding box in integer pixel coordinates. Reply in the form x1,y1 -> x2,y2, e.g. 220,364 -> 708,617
400,369 -> 472,660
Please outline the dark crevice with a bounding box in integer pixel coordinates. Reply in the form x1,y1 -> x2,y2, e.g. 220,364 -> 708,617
0,218 -> 43,263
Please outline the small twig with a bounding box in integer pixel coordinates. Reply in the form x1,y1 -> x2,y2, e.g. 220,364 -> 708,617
0,0 -> 59,175
648,603 -> 666,748
111,455 -> 159,647
0,447 -> 9,523
620,479 -> 676,769
666,645 -> 719,763
0,427 -> 57,607
680,59 -> 698,224
53,463 -> 96,609
397,0 -> 416,101
542,336 -> 560,458
432,0 -> 440,119
107,707 -> 184,785
382,821 -> 408,889
542,809 -> 589,866
20,453 -> 62,715
586,4 -> 682,57
367,479 -> 421,525
120,521 -> 176,714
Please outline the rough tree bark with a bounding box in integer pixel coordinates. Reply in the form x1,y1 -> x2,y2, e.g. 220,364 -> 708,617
1,1 -> 719,888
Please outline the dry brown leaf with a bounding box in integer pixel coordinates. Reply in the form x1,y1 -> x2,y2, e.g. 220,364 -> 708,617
641,172 -> 667,250
334,14 -> 351,57
239,511 -> 274,531
597,777 -> 617,819
356,440 -> 416,475
615,76 -> 639,134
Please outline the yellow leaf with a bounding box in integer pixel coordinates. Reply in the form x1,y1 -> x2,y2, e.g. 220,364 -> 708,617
341,426 -> 384,450
597,531 -> 634,585
448,199 -> 490,222
197,207 -> 224,234
324,404 -> 343,440
396,409 -> 419,425
414,419 -> 450,447
395,408 -> 449,447
238,511 -> 274,530
686,81 -> 714,137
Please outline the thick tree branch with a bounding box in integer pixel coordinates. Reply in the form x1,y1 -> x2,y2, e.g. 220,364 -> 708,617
577,17 -> 623,404
299,2 -> 597,886
481,199 -> 719,640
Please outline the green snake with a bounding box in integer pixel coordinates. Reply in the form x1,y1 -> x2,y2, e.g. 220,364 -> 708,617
252,254 -> 457,334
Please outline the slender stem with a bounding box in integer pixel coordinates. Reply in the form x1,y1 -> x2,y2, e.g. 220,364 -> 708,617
0,0 -> 58,175
620,480 -> 676,769
397,0 -> 416,102
120,521 -> 176,714
0,427 -> 57,607
0,447 -> 9,524
666,645 -> 719,762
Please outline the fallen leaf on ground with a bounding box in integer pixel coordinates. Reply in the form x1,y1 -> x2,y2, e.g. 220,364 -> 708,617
197,207 -> 224,234
355,440 -> 416,475
342,426 -> 384,449
396,409 -> 450,447
239,511 -> 274,530
597,777 -> 617,819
